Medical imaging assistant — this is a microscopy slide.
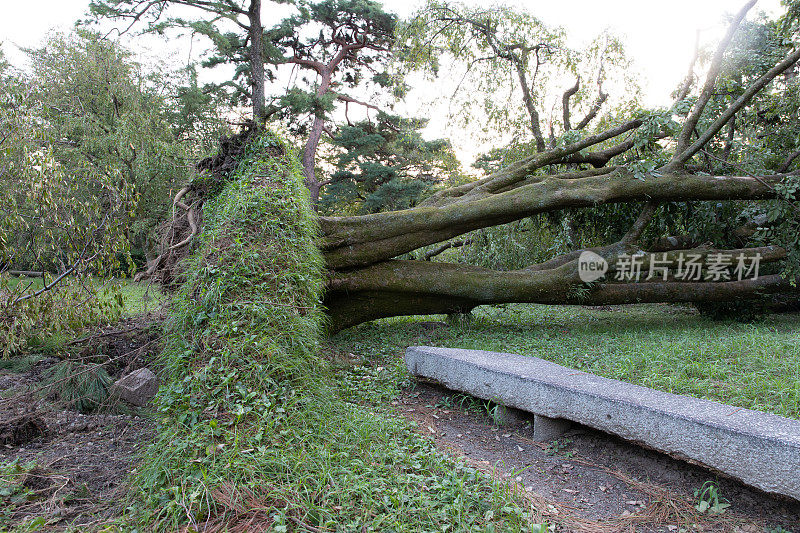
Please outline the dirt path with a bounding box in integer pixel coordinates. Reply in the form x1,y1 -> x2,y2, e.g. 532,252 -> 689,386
399,382 -> 800,533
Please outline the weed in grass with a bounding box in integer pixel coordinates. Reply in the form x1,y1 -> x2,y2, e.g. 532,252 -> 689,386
0,458 -> 38,524
693,481 -> 730,515
544,438 -> 573,457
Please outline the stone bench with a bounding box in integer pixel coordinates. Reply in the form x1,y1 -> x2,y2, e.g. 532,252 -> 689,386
405,345 -> 800,501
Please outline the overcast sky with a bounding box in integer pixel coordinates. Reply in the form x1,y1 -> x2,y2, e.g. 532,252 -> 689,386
0,0 -> 785,161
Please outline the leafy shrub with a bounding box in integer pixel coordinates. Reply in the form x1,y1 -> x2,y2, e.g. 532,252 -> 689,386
694,300 -> 765,323
0,278 -> 125,358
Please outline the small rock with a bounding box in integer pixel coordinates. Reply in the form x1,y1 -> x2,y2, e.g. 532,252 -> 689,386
110,368 -> 159,407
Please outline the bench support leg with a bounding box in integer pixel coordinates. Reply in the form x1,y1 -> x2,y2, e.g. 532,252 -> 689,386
534,414 -> 571,441
492,405 -> 527,426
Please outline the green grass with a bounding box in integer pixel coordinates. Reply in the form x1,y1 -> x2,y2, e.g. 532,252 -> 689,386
327,303 -> 800,420
117,279 -> 166,316
5,275 -> 164,317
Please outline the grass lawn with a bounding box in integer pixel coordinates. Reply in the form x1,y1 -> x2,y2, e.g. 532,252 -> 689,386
328,303 -> 800,420
4,275 -> 165,317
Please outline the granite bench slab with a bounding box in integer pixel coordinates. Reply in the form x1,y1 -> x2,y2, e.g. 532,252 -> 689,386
405,345 -> 800,501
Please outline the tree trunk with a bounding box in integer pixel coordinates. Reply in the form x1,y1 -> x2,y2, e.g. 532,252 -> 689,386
319,172 -> 779,269
248,0 -> 266,123
301,70 -> 334,204
137,18 -> 800,335
323,248 -> 792,333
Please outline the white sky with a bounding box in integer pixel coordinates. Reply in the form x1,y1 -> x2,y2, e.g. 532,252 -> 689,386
0,0 -> 785,162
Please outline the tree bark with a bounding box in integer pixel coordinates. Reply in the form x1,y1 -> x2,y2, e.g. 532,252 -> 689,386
323,248 -> 791,332
320,172 -> 779,269
248,0 -> 266,123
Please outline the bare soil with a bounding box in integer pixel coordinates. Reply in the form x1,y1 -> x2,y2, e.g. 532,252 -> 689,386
0,316 -> 160,530
399,382 -> 800,533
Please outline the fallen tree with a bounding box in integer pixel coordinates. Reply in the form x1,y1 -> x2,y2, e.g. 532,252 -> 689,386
137,1 -> 800,332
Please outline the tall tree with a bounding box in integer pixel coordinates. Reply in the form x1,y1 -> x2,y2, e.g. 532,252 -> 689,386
321,112 -> 461,214
399,1 -> 640,152
0,38 -> 140,354
134,1 -> 800,332
88,0 -> 271,121
23,31 -> 222,263
268,0 -> 397,202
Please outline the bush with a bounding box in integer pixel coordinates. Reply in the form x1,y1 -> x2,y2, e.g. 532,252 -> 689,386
0,278 -> 125,358
694,300 -> 766,323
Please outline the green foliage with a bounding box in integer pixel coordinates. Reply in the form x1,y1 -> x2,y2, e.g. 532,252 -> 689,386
419,216 -> 584,271
87,0 -> 258,114
22,30 -> 222,262
672,13 -> 800,282
0,459 -> 39,523
132,131 -> 532,530
755,176 -> 800,283
322,113 -> 461,213
0,31 -> 222,357
43,360 -> 113,413
400,1 -> 642,146
0,355 -> 43,374
694,481 -> 730,515
0,34 -> 137,273
269,0 -> 397,78
0,277 -> 125,358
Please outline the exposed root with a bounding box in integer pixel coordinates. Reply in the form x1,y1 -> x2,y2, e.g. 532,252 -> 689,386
135,124 -> 271,285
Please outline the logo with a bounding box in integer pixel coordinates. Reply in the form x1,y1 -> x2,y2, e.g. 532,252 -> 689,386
578,251 -> 608,282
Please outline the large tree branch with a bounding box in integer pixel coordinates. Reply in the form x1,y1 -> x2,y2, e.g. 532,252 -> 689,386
321,172 -> 781,269
675,30 -> 702,101
324,247 -> 791,331
574,90 -> 608,130
779,149 -> 800,173
421,118 -> 645,206
668,44 -> 800,171
672,0 -> 757,160
562,78 -> 580,131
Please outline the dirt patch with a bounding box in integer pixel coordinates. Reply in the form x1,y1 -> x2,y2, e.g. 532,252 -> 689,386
0,316 -> 160,530
0,411 -> 48,446
399,382 -> 800,533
